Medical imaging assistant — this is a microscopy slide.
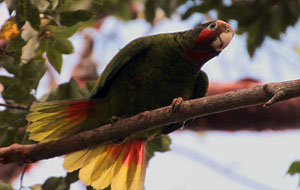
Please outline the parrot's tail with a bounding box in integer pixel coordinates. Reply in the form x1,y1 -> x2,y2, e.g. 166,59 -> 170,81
64,140 -> 147,190
26,99 -> 102,142
27,100 -> 147,190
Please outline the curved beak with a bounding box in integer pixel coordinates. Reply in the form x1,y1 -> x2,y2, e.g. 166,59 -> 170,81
211,20 -> 234,51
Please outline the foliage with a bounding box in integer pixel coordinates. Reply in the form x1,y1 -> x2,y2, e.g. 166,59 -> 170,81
0,0 -> 300,189
287,161 -> 300,186
287,161 -> 300,175
181,0 -> 300,56
146,135 -> 172,160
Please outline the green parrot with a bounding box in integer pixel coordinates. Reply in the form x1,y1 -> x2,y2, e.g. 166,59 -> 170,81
26,20 -> 234,190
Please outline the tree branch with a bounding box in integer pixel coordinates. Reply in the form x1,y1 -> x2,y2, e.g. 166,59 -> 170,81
1,79 -> 300,164
188,79 -> 300,131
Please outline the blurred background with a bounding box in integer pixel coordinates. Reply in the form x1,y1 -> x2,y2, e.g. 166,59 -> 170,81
1,0 -> 300,189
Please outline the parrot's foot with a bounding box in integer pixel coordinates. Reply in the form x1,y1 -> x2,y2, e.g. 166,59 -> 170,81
263,84 -> 286,108
109,116 -> 126,144
171,97 -> 183,113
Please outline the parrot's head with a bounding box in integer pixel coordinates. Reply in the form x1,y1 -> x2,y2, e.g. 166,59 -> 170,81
184,20 -> 234,65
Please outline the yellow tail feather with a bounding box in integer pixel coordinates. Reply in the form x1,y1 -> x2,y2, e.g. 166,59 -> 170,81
26,100 -> 92,142
26,100 -> 146,190
64,140 -> 146,190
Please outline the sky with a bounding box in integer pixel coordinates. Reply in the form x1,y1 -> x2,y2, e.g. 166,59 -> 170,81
1,3 -> 300,190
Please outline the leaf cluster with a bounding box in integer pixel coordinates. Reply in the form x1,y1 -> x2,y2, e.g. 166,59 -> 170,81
0,171 -> 79,190
181,0 -> 300,56
96,0 -> 300,56
0,0 -> 98,149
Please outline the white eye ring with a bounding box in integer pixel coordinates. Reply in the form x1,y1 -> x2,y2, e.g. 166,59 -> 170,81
208,22 -> 217,30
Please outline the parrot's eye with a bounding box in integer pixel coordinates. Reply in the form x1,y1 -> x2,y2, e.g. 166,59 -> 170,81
208,22 -> 217,30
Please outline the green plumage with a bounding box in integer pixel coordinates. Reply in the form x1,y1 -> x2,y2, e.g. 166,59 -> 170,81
86,26 -> 213,134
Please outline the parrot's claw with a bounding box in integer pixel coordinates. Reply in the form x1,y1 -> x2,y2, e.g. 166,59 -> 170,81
109,116 -> 126,144
263,84 -> 286,108
171,97 -> 183,113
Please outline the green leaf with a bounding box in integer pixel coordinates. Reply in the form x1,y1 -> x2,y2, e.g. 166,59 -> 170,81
0,180 -> 14,190
94,0 -> 103,5
48,24 -> 82,38
46,46 -> 62,73
3,36 -> 26,75
20,56 -> 47,91
160,0 -> 188,18
14,125 -> 26,143
42,177 -> 69,190
42,172 -> 79,190
2,81 -> 35,105
45,78 -> 89,101
85,80 -> 97,93
6,35 -> 26,54
146,135 -> 171,160
27,2 -> 40,30
65,171 -> 79,184
288,161 -> 300,175
0,76 -> 16,88
0,35 -> 26,76
51,33 -> 74,54
59,10 -> 93,26
145,0 -> 157,23
15,0 -> 41,30
0,127 -> 16,147
37,37 -> 48,54
0,108 -> 28,134
0,55 -> 20,76
46,24 -> 82,39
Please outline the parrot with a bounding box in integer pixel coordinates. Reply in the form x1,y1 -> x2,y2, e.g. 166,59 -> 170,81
26,20 -> 234,190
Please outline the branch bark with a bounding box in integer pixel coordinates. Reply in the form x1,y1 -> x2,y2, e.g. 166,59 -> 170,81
188,79 -> 300,131
1,79 -> 300,164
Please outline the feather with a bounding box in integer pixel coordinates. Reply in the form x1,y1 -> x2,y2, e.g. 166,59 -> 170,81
65,141 -> 146,190
26,100 -> 93,142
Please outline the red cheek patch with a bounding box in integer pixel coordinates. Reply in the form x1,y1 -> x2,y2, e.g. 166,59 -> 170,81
195,28 -> 219,47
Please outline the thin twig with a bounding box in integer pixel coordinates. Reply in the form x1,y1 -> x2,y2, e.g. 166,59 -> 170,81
0,103 -> 29,110
19,163 -> 27,190
19,122 -> 31,190
0,48 -> 24,61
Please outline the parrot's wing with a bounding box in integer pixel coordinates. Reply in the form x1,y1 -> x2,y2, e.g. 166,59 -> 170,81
180,70 -> 208,128
191,70 -> 209,99
161,71 -> 208,135
91,37 -> 152,98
